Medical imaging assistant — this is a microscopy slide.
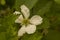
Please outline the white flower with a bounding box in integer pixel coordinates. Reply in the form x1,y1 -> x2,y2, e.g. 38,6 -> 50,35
14,5 -> 43,37
13,11 -> 21,15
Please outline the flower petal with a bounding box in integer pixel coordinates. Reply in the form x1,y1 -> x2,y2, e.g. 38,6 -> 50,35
18,25 -> 26,37
25,24 -> 36,34
15,15 -> 23,23
20,5 -> 30,19
30,15 -> 43,25
13,11 -> 21,15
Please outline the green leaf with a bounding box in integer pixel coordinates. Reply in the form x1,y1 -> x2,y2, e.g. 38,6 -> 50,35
21,31 -> 43,40
0,14 -> 17,31
24,0 -> 38,9
31,0 -> 52,16
0,14 -> 18,40
54,0 -> 60,4
37,1 -> 52,16
14,0 -> 38,10
0,32 -> 6,40
45,30 -> 60,40
9,37 -> 18,40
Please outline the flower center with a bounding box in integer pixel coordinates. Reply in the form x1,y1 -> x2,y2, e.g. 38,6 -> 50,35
21,19 -> 29,26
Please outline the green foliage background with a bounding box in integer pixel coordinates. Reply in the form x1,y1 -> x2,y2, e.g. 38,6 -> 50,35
0,0 -> 60,40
